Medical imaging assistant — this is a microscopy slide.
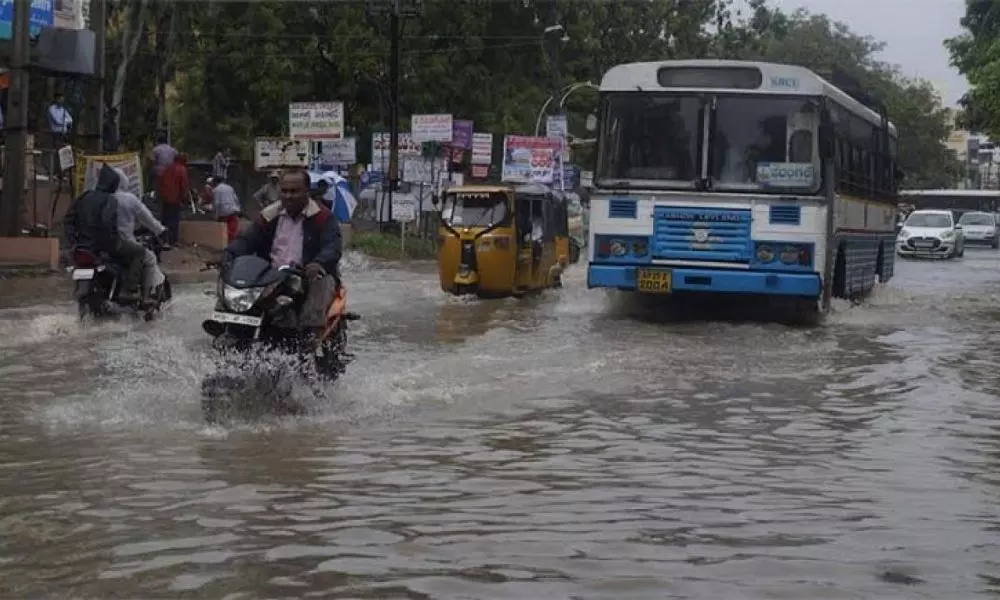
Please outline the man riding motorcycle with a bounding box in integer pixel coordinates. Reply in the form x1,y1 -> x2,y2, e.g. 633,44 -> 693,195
113,167 -> 169,304
64,164 -> 147,304
220,168 -> 342,335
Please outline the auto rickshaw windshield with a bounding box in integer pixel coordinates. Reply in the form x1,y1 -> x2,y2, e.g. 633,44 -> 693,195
441,191 -> 509,228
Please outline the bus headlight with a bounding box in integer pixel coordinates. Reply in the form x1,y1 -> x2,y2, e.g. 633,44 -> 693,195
633,241 -> 648,257
756,245 -> 775,262
780,246 -> 800,264
610,240 -> 627,256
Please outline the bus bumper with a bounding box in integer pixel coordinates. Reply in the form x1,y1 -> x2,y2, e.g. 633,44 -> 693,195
587,265 -> 821,297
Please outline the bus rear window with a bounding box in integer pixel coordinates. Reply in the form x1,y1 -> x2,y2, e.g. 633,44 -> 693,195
657,67 -> 762,89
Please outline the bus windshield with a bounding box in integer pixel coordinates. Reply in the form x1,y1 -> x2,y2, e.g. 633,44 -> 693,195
710,96 -> 821,193
597,94 -> 702,187
441,191 -> 509,228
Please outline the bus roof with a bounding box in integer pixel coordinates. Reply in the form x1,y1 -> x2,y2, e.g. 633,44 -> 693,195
600,59 -> 897,136
901,189 -> 1000,197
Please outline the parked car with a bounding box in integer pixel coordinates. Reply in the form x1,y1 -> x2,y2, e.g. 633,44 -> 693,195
896,209 -> 965,259
957,211 -> 1000,248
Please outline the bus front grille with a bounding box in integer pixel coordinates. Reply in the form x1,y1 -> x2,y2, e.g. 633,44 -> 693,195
653,207 -> 752,263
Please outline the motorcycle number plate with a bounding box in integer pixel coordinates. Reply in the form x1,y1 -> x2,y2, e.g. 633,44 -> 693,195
72,269 -> 95,280
211,311 -> 262,327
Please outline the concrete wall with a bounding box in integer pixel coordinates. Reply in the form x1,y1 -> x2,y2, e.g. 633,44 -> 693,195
0,236 -> 60,269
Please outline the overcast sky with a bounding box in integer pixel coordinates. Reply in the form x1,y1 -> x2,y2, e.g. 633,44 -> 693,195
768,0 -> 969,106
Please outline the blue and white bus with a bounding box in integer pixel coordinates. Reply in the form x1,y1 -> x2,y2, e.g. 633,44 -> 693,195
586,60 -> 900,309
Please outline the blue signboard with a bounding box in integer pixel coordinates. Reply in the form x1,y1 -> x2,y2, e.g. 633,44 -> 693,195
0,0 -> 55,40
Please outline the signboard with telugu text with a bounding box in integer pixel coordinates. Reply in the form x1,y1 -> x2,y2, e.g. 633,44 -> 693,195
411,114 -> 453,143
288,102 -> 344,139
471,133 -> 493,165
254,137 -> 310,170
75,151 -> 143,197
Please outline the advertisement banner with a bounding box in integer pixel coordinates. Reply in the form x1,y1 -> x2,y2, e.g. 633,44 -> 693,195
288,102 -> 344,139
411,114 -> 453,143
449,120 -> 473,150
75,151 -> 143,197
471,132 -> 493,165
371,132 -> 424,176
502,135 -> 561,184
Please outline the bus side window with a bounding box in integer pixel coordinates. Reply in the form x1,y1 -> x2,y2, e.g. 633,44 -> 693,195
788,130 -> 813,163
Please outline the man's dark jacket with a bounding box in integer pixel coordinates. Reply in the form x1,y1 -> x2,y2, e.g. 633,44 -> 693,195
223,198 -> 342,275
63,163 -> 122,252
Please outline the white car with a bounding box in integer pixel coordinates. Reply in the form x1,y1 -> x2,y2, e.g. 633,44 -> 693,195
896,209 -> 965,259
957,211 -> 1000,248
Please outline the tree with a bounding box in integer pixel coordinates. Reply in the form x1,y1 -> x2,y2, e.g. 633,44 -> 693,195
735,9 -> 962,188
946,0 -> 1000,137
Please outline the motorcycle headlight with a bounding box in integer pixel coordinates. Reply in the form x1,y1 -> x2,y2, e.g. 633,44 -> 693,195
223,284 -> 265,312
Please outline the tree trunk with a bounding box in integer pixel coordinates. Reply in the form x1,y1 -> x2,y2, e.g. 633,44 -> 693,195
109,0 -> 149,145
156,6 -> 180,132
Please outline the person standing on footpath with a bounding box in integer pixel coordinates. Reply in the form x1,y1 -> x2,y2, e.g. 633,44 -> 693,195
211,177 -> 242,242
149,133 -> 177,191
212,147 -> 231,181
157,153 -> 190,245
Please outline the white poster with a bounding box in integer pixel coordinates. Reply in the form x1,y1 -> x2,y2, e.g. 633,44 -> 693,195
319,138 -> 356,165
471,132 -> 493,165
254,137 -> 310,170
411,114 -> 453,143
288,102 -> 344,139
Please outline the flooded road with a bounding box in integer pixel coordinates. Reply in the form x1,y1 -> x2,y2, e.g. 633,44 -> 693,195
1,251 -> 998,599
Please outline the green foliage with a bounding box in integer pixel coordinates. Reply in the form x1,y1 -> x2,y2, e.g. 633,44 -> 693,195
104,0 -> 960,187
947,0 -> 1000,138
350,232 -> 436,260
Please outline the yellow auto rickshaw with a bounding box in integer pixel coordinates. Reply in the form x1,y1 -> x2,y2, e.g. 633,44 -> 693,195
437,183 -> 570,297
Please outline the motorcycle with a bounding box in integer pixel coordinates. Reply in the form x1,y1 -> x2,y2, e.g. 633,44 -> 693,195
199,254 -> 360,423
69,229 -> 173,321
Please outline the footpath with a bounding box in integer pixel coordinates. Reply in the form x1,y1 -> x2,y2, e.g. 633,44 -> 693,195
0,244 -> 220,309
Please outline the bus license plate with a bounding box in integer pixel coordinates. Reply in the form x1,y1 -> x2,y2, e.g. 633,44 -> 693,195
637,268 -> 672,293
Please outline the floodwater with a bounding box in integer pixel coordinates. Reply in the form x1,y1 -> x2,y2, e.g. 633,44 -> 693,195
1,250 -> 998,599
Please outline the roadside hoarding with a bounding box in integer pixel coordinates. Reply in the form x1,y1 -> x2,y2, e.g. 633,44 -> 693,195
288,102 -> 344,139
391,192 -> 417,222
75,151 -> 143,197
254,137 -> 310,170
471,133 -> 493,165
411,114 -> 453,143
501,135 -> 561,184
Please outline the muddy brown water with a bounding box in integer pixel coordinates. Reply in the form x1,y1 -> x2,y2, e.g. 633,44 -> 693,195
1,251 -> 998,598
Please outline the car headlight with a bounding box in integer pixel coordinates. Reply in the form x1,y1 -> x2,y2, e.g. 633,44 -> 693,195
897,228 -> 911,240
940,230 -> 955,240
223,285 -> 265,312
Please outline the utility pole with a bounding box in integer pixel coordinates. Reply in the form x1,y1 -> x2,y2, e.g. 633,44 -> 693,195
367,0 -> 422,230
1,0 -> 32,237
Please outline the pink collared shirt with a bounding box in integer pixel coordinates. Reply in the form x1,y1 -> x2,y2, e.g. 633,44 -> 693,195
269,211 -> 305,267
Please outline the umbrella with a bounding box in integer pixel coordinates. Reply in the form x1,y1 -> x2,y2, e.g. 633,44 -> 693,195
319,171 -> 357,222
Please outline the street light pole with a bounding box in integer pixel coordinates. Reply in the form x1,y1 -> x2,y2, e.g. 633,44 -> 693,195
533,81 -> 598,137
